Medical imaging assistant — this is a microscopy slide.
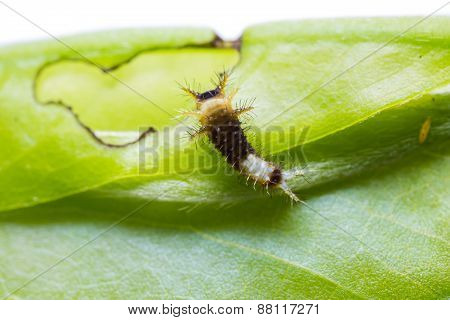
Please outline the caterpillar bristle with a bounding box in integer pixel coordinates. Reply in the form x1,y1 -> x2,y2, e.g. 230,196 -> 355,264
279,182 -> 300,202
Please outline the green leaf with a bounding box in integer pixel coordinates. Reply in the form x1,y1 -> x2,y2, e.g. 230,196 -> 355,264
0,18 -> 449,299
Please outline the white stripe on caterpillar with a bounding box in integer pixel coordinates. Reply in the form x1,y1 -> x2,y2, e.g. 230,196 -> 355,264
240,154 -> 275,184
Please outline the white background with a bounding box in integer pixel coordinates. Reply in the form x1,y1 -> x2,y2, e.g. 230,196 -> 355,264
0,0 -> 449,45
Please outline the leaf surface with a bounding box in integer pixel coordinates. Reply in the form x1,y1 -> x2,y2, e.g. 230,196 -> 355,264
0,18 -> 449,299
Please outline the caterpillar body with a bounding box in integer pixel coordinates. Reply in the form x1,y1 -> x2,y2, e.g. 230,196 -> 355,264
181,73 -> 300,202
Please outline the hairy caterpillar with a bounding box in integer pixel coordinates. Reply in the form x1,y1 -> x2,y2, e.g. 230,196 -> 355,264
181,72 -> 301,202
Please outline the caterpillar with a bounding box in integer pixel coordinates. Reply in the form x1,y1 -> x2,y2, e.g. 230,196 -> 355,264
181,72 -> 301,202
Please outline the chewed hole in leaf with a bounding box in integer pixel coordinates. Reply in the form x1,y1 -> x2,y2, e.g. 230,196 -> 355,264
35,48 -> 239,144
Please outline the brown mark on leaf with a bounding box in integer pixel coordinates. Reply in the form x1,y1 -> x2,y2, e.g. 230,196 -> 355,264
419,116 -> 431,144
